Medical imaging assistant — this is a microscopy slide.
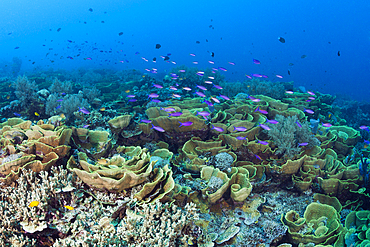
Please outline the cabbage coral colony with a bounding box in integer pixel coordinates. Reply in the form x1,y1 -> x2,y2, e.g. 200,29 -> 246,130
0,69 -> 368,246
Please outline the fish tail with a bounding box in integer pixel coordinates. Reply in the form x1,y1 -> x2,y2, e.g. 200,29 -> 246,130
178,121 -> 183,127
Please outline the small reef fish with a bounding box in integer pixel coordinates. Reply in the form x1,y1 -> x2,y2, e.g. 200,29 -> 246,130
219,94 -> 230,100
307,91 -> 315,96
151,99 -> 161,103
97,159 -> 108,165
151,124 -> 165,132
266,119 -> 279,124
295,121 -> 302,128
298,142 -> 309,146
99,107 -> 106,111
278,37 -> 286,43
161,107 -> 176,112
183,87 -> 192,91
360,126 -> 369,131
148,93 -> 159,98
218,67 -> 227,71
204,81 -> 213,84
29,201 -> 39,208
14,113 -> 21,117
179,121 -> 193,127
211,97 -> 220,103
234,126 -> 247,132
197,111 -> 210,117
249,96 -> 261,102
57,99 -> 63,102
128,99 -> 137,102
203,100 -> 213,107
322,123 -> 332,127
169,86 -> 178,90
195,92 -> 206,97
211,125 -> 224,132
257,140 -> 269,145
78,107 -> 90,114
172,94 -> 181,98
253,59 -> 261,64
255,107 -> 268,115
213,85 -> 222,89
255,154 -> 262,160
168,112 -> 183,117
304,108 -> 314,114
285,91 -> 294,94
259,123 -> 271,131
82,124 -> 90,128
64,205 -> 74,210
236,136 -> 247,140
153,84 -> 163,89
276,75 -> 283,78
196,85 -> 207,91
140,119 -> 152,123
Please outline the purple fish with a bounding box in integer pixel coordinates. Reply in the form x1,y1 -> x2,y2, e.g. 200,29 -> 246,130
197,111 -> 210,117
251,73 -> 262,78
307,91 -> 315,96
322,123 -> 332,127
13,112 -> 21,117
169,86 -> 178,90
259,123 -> 271,131
234,126 -> 247,132
360,126 -> 369,131
257,140 -> 269,145
79,107 -> 90,114
266,119 -> 279,124
285,91 -> 294,94
298,142 -> 308,146
82,124 -> 90,128
255,107 -> 268,115
57,99 -> 63,102
151,124 -> 165,132
128,99 -> 137,102
151,99 -> 161,103
179,121 -> 193,127
168,112 -> 183,117
149,93 -> 159,98
126,95 -> 136,98
255,154 -> 262,160
211,125 -> 224,132
295,121 -> 302,128
249,96 -> 261,102
218,67 -> 227,71
203,100 -> 213,107
219,94 -> 230,100
195,91 -> 206,97
153,84 -> 163,89
56,105 -> 62,109
141,119 -> 152,123
172,94 -> 181,98
213,85 -> 223,89
253,59 -> 261,64
304,108 -> 314,114
308,97 -> 316,100
196,85 -> 207,91
236,136 -> 247,140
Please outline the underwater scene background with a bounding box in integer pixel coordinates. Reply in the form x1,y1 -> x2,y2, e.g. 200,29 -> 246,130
0,0 -> 370,246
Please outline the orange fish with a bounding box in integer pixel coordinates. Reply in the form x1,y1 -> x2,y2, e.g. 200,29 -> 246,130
29,201 -> 39,207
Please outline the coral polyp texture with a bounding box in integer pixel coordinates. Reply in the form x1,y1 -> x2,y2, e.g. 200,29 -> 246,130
0,70 -> 368,246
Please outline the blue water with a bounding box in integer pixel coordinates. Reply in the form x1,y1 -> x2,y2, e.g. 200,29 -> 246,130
1,0 -> 369,101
